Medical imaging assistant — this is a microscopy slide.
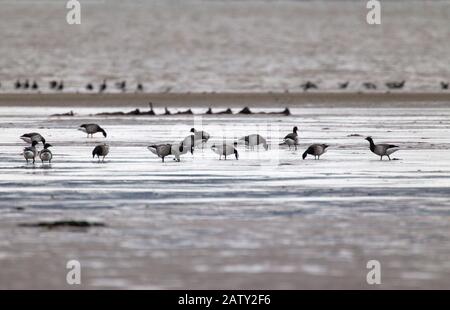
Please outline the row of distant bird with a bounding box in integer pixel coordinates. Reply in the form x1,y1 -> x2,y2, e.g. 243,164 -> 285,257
19,124 -> 400,165
3,80 -> 144,93
2,79 -> 449,92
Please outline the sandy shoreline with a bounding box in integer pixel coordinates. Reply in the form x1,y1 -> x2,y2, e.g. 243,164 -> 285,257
0,92 -> 449,108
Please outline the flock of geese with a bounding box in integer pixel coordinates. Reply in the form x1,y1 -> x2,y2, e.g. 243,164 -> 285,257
2,79 -> 450,92
19,124 -> 400,164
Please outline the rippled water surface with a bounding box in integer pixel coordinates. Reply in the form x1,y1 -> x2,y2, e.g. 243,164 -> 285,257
0,104 -> 449,289
0,0 -> 449,92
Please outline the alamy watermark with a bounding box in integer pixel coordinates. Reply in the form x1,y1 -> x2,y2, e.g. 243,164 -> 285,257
366,260 -> 382,285
367,0 -> 381,25
66,0 -> 81,25
66,259 -> 82,285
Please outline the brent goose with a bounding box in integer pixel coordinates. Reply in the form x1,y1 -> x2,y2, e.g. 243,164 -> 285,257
386,81 -> 405,89
147,143 -> 185,162
115,81 -> 126,92
211,142 -> 239,160
57,81 -> 64,91
441,82 -> 449,90
23,80 -> 30,89
99,80 -> 107,93
15,80 -> 22,89
20,133 -> 46,145
31,81 -> 38,90
283,126 -> 299,150
78,124 -> 107,138
240,134 -> 268,151
137,83 -> 144,92
363,82 -> 377,90
86,83 -> 94,91
92,144 -> 109,162
302,144 -> 329,160
339,81 -> 349,89
49,80 -> 58,89
39,143 -> 53,164
23,141 -> 39,164
365,136 -> 399,160
300,81 -> 318,91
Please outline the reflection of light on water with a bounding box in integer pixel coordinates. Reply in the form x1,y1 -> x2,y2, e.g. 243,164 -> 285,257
0,105 -> 450,288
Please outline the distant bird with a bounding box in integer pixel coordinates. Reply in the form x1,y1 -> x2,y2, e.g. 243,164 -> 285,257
99,80 -> 107,93
147,143 -> 185,162
300,81 -> 318,91
441,82 -> 449,90
115,81 -> 126,92
23,141 -> 38,164
39,143 -> 53,164
302,144 -> 329,160
211,142 -> 239,160
23,80 -> 30,90
86,83 -> 94,91
339,81 -> 349,89
57,81 -> 64,91
282,126 -> 299,150
20,133 -> 46,145
31,81 -> 38,90
136,83 -> 144,92
386,80 -> 405,89
365,136 -> 399,161
363,82 -> 377,90
15,80 -> 21,89
92,144 -> 109,162
164,107 -> 171,115
49,80 -> 58,90
78,124 -> 107,138
240,134 -> 268,151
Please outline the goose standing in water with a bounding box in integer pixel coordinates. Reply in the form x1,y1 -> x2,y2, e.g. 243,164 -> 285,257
20,132 -> 46,145
39,143 -> 53,164
147,143 -> 185,162
365,137 -> 399,160
92,144 -> 109,162
240,134 -> 268,151
78,124 -> 107,138
211,142 -> 239,160
99,80 -> 107,93
23,141 -> 38,164
282,126 -> 299,150
302,144 -> 329,160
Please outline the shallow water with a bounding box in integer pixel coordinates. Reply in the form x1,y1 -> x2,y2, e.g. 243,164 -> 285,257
0,104 -> 449,289
0,0 -> 449,92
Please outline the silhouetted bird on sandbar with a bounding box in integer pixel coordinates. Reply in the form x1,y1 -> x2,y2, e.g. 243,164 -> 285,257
363,82 -> 377,90
386,80 -> 405,89
300,81 -> 318,91
339,81 -> 349,89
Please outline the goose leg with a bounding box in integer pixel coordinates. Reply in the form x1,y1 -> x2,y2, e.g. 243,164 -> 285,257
388,155 -> 391,161
380,156 -> 383,161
